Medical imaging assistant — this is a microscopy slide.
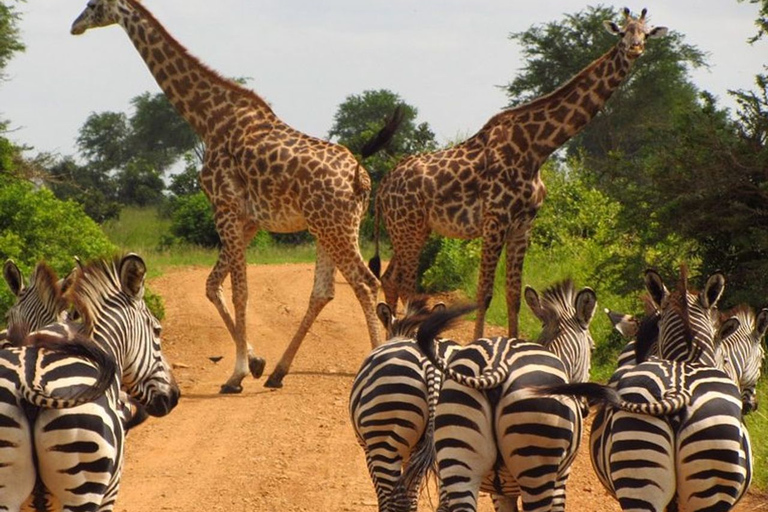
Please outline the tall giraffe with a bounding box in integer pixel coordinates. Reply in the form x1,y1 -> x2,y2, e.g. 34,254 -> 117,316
71,0 -> 400,392
371,8 -> 667,339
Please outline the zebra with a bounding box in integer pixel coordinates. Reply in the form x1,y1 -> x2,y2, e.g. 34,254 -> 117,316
716,305 -> 768,415
413,280 -> 597,512
2,259 -> 149,432
538,268 -> 752,512
0,253 -> 180,512
2,260 -> 70,347
350,298 -> 455,512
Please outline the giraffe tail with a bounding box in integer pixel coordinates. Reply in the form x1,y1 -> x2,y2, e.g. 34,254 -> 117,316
368,196 -> 382,278
359,104 -> 405,158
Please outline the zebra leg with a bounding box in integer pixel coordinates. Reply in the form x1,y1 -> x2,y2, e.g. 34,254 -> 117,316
434,382 -> 496,512
35,405 -> 122,512
609,412 -> 675,512
0,402 -> 35,512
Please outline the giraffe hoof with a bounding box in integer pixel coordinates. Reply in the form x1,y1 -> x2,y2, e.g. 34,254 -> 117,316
249,356 -> 266,379
219,383 -> 243,394
264,370 -> 286,389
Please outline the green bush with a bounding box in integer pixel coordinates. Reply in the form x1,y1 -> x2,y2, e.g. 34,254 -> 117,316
169,192 -> 219,247
0,179 -> 116,314
421,238 -> 481,293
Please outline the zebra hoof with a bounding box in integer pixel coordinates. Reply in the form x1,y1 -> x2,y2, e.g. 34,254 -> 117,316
249,356 -> 266,379
219,383 -> 243,394
264,370 -> 285,389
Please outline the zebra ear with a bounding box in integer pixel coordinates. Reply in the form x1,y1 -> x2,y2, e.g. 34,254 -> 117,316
643,270 -> 667,308
702,273 -> 726,309
376,302 -> 394,332
718,317 -> 741,343
606,309 -> 638,338
431,302 -> 447,313
755,308 -> 768,341
524,286 -> 545,321
575,288 -> 598,329
119,253 -> 147,299
3,259 -> 24,297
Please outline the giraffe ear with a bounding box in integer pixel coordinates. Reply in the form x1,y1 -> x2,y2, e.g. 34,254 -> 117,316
3,259 -> 24,297
648,26 -> 668,39
524,286 -> 545,321
603,20 -> 623,36
376,302 -> 394,333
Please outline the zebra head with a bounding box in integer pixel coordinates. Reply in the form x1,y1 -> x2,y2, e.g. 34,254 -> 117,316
69,254 -> 180,417
644,266 -> 725,366
376,298 -> 446,340
3,260 -> 67,344
716,306 -> 768,413
524,280 -> 597,383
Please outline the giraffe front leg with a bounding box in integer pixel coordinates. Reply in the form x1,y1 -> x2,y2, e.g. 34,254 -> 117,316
265,243 -> 336,388
206,218 -> 264,393
474,218 -> 506,339
504,228 -> 531,339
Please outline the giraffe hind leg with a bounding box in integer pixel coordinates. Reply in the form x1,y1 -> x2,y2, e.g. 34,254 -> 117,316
264,243 -> 337,388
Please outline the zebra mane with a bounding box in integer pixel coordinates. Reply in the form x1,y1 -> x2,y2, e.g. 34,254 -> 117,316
67,255 -> 127,336
634,308 -> 661,364
386,297 -> 433,339
32,261 -> 66,314
667,264 -> 695,349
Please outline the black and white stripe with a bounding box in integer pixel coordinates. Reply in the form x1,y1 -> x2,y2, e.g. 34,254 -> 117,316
0,254 -> 180,512
350,298 -> 455,512
415,280 -> 597,512
541,268 -> 752,512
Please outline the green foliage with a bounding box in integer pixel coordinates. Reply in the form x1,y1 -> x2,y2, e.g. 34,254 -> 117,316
102,206 -> 172,252
169,192 -> 219,248
0,177 -> 116,313
420,238 -> 481,293
0,0 -> 25,81
47,157 -> 121,222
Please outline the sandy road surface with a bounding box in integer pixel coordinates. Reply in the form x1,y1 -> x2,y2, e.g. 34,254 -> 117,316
114,263 -> 766,511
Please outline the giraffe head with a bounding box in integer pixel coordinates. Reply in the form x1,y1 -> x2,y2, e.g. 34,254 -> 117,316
71,0 -> 124,35
603,7 -> 668,59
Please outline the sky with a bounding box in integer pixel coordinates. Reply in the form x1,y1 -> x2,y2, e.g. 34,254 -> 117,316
1,0 -> 766,159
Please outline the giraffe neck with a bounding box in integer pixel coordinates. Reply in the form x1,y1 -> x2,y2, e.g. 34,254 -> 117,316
498,44 -> 634,155
118,0 -> 274,138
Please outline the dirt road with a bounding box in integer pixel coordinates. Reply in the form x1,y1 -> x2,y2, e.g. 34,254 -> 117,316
115,263 -> 765,511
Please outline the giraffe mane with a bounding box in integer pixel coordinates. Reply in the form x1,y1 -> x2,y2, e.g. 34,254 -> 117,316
125,0 -> 274,116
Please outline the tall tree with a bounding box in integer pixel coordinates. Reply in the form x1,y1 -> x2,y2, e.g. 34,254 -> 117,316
327,89 -> 437,184
504,6 -> 706,162
740,0 -> 768,41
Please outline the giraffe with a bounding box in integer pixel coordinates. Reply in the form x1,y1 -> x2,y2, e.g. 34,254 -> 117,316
71,0 -> 401,392
370,8 -> 667,340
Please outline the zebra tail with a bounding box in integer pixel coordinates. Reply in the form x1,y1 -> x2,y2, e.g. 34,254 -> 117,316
534,382 -> 691,417
393,363 -> 441,506
20,333 -> 117,409
415,304 -> 510,391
